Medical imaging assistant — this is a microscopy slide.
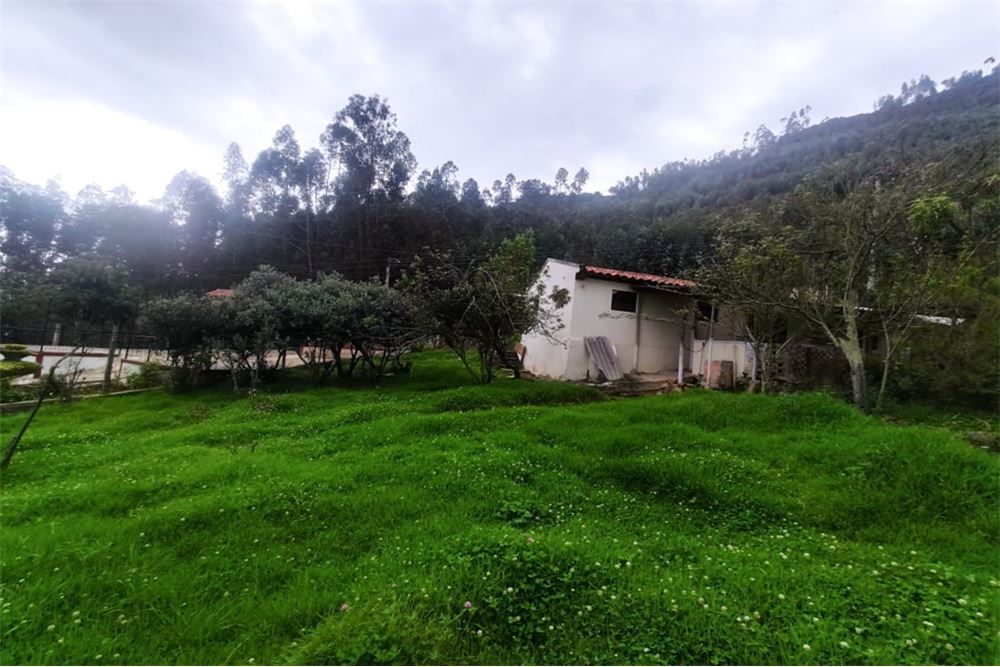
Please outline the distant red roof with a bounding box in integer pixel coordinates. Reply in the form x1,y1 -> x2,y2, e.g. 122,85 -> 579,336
580,265 -> 696,288
206,288 -> 234,298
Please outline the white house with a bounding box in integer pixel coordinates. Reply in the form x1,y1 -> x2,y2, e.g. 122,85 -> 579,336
522,258 -> 753,386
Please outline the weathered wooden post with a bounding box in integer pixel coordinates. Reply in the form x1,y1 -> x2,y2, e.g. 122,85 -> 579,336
102,324 -> 119,394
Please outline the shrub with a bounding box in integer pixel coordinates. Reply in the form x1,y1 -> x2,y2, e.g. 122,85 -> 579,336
139,293 -> 219,392
0,377 -> 36,403
125,362 -> 167,389
0,343 -> 30,361
0,359 -> 41,379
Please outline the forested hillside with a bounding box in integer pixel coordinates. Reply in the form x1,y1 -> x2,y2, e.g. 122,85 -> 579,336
3,67 -> 996,298
2,66 -> 998,413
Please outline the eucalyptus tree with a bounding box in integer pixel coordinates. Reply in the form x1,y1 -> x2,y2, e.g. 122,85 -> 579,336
321,95 -> 416,255
0,183 -> 63,278
161,171 -> 225,285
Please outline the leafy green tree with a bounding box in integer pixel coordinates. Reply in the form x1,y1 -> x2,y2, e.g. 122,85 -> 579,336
293,148 -> 330,276
699,220 -> 803,393
888,267 -> 999,409
212,266 -> 297,393
49,259 -> 139,340
139,294 -> 219,390
222,142 -> 250,214
162,172 -> 225,284
460,178 -> 485,208
339,280 -> 419,383
0,184 -> 63,277
45,259 -> 140,395
553,168 -> 569,194
321,94 -> 416,208
405,233 -> 565,383
285,274 -> 350,384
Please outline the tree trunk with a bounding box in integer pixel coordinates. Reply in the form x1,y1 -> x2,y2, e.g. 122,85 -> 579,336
837,291 -> 869,412
875,327 -> 894,413
839,337 -> 869,412
759,347 -> 770,395
102,323 -> 119,394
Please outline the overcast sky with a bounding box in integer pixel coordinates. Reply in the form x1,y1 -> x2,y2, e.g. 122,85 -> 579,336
1,1 -> 997,202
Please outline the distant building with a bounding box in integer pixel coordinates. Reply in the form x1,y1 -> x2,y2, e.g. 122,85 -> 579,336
521,258 -> 750,387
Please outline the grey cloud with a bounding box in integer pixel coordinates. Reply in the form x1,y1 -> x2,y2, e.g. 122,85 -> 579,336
2,0 -> 996,198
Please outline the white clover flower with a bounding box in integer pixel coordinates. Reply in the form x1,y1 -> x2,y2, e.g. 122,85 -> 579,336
839,641 -> 849,649
802,644 -> 811,651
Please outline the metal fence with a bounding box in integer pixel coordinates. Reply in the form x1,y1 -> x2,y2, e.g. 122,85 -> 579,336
1,325 -> 159,355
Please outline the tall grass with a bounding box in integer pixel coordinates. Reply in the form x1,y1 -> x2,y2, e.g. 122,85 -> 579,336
1,352 -> 996,665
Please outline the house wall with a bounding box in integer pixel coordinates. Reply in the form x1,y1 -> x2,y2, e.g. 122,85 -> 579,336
562,280 -> 691,380
521,259 -> 579,380
690,339 -> 752,386
565,277 -> 641,379
689,303 -> 750,386
636,291 -> 689,374
694,303 -> 745,339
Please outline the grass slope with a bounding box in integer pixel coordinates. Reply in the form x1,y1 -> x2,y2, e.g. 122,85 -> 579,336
1,353 -> 997,665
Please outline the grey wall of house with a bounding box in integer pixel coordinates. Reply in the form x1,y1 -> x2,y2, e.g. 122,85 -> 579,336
636,290 -> 688,373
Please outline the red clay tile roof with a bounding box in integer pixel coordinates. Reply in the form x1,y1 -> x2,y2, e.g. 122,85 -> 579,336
206,288 -> 234,298
581,265 -> 696,288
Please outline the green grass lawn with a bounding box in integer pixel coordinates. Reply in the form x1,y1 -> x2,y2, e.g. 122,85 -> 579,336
1,352 -> 997,665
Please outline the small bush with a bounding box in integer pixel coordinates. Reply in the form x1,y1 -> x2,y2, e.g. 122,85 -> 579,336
0,359 -> 41,379
168,366 -> 206,392
0,343 -> 30,361
0,377 -> 36,403
125,362 -> 167,389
